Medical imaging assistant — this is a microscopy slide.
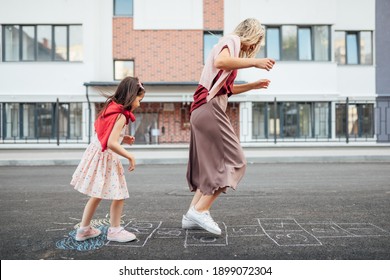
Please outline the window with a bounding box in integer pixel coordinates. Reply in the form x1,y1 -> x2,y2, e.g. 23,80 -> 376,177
313,26 -> 329,61
298,27 -> 312,60
335,31 -> 373,65
203,31 -> 223,64
114,60 -> 134,80
282,26 -> 298,60
265,27 -> 280,60
114,0 -> 133,16
336,103 -> 374,138
252,102 -> 330,140
1,102 -> 83,140
263,25 -> 330,61
2,24 -> 83,62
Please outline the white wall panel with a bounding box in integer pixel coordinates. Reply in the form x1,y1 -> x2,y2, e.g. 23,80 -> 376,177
133,0 -> 203,30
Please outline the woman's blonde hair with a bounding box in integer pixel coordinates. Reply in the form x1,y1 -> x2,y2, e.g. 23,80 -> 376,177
233,18 -> 265,58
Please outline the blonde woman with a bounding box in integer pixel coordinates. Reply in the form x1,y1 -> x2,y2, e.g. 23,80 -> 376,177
183,18 -> 275,235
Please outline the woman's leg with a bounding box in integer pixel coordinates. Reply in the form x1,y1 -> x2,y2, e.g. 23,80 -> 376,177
110,199 -> 125,227
194,188 -> 225,212
80,197 -> 102,227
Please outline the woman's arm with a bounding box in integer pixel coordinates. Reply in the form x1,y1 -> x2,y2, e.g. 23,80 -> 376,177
107,114 -> 136,171
232,79 -> 271,95
214,48 -> 275,71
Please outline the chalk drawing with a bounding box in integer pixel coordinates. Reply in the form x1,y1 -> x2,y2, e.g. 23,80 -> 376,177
227,225 -> 266,237
184,222 -> 228,247
154,228 -> 184,239
54,216 -> 390,251
258,218 -> 322,246
55,225 -> 107,251
106,220 -> 162,247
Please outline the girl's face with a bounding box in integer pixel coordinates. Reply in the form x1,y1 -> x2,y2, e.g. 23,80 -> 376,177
131,92 -> 144,111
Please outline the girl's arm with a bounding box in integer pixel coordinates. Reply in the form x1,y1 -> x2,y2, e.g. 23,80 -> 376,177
214,48 -> 275,71
107,114 -> 136,171
232,79 -> 271,95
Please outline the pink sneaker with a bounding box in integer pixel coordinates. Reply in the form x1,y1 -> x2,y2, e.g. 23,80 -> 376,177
107,227 -> 136,242
75,226 -> 101,241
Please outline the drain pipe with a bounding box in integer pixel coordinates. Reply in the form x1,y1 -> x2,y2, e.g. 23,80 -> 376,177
85,84 -> 91,144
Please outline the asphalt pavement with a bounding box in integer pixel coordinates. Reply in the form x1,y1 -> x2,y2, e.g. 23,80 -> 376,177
0,163 -> 389,260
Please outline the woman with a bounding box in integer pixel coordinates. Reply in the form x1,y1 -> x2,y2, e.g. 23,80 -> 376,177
183,18 -> 275,235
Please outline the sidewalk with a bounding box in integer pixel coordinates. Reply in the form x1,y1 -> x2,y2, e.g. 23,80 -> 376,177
1,143 -> 390,165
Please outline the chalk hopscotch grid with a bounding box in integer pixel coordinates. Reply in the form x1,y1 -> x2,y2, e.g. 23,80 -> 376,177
55,216 -> 390,251
297,222 -> 390,238
257,218 -> 323,247
184,222 -> 228,247
106,220 -> 162,247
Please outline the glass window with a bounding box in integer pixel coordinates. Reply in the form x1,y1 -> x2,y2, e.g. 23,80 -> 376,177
37,25 -> 52,61
2,24 -> 82,62
334,31 -> 346,64
5,103 -> 20,138
298,28 -> 312,60
69,25 -> 83,61
282,102 -> 298,137
114,60 -> 134,80
252,103 -> 267,139
299,103 -> 312,137
22,104 -> 36,138
4,25 -> 20,61
37,103 -> 53,138
282,26 -> 297,60
361,104 -> 374,137
313,26 -> 329,61
314,102 -> 329,138
268,102 -> 280,138
54,26 -> 68,61
70,103 -> 83,139
346,33 -> 359,64
266,27 -> 280,60
58,103 -> 69,138
204,31 -> 222,64
360,31 -> 372,65
21,26 -> 35,61
336,103 -> 374,138
114,0 -> 133,16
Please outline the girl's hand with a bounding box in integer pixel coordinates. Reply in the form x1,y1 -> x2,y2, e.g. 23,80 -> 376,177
122,135 -> 135,145
254,58 -> 275,71
128,154 -> 136,172
252,79 -> 271,90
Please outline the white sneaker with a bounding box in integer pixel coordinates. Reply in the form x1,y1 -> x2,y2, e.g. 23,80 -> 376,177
182,215 -> 202,230
186,206 -> 221,235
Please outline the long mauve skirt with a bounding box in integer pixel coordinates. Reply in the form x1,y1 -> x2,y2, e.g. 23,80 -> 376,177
186,94 -> 246,195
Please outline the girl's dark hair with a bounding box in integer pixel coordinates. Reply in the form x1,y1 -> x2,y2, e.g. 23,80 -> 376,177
101,76 -> 145,114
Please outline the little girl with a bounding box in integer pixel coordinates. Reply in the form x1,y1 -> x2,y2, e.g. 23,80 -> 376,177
71,76 -> 145,243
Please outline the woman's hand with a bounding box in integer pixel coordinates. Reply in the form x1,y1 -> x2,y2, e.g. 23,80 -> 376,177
254,58 -> 275,71
122,135 -> 135,145
252,79 -> 271,90
127,154 -> 136,172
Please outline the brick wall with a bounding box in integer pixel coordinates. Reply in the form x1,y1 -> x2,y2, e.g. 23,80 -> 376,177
204,0 -> 224,30
113,18 -> 204,83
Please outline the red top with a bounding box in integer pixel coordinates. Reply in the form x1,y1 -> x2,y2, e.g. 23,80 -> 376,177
190,69 -> 237,114
94,101 -> 136,152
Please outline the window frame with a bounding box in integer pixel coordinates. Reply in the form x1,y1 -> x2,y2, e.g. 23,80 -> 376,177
2,24 -> 82,62
264,25 -> 331,62
335,30 -> 373,65
113,0 -> 134,17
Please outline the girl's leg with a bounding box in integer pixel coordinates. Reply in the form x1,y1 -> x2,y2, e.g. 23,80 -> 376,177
109,199 -> 125,227
107,199 -> 136,242
80,197 -> 102,227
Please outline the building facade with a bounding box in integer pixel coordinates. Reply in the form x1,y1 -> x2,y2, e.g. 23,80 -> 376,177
0,0 -> 387,147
